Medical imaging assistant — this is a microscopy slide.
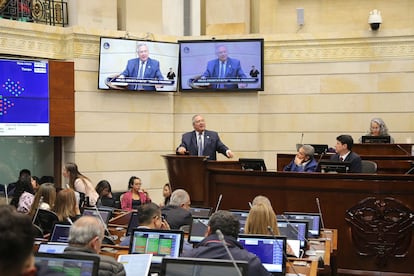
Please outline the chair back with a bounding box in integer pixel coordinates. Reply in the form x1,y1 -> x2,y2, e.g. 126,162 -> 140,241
361,160 -> 378,173
34,209 -> 59,234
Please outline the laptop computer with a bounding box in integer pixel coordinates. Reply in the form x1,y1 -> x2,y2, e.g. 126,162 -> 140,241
229,209 -> 249,233
49,223 -> 71,243
188,217 -> 210,244
239,158 -> 267,171
82,208 -> 112,226
277,219 -> 309,249
125,211 -> 139,236
189,206 -> 212,218
161,257 -> 249,276
129,228 -> 184,264
237,234 -> 287,275
37,242 -> 68,254
283,212 -> 322,238
35,252 -> 100,276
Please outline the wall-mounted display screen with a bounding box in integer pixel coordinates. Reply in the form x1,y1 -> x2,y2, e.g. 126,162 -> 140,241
0,58 -> 49,136
179,38 -> 264,92
98,37 -> 179,92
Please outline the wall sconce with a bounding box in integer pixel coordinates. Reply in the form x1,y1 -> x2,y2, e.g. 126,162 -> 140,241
368,9 -> 382,31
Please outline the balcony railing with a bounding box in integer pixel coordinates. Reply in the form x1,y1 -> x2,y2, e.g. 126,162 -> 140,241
0,0 -> 68,26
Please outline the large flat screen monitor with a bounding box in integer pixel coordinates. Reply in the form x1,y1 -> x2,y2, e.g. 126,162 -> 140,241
361,135 -> 391,144
0,58 -> 49,136
179,39 -> 264,92
98,37 -> 179,92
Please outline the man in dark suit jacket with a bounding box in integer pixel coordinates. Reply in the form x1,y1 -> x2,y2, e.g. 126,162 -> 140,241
330,134 -> 362,173
176,114 -> 234,160
202,45 -> 247,89
120,43 -> 164,91
161,189 -> 192,230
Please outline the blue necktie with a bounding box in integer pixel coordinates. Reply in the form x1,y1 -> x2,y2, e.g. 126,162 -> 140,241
218,62 -> 225,88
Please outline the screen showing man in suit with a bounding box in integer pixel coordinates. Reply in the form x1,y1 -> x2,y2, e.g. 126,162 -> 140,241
176,114 -> 234,160
201,45 -> 247,89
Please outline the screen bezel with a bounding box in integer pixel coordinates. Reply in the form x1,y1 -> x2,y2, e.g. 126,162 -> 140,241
239,158 -> 267,171
35,252 -> 100,276
178,38 -> 264,92
98,37 -> 179,92
317,160 -> 352,173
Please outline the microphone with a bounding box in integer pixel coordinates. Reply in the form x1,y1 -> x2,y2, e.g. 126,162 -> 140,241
396,144 -> 411,156
214,194 -> 223,213
317,148 -> 327,163
300,133 -> 304,145
267,226 -> 300,276
216,229 -> 242,276
93,205 -> 117,242
32,196 -> 44,224
315,198 -> 326,230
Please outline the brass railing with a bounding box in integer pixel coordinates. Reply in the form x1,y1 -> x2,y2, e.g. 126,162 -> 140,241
0,0 -> 68,26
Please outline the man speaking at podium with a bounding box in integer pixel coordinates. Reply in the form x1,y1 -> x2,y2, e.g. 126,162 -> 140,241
176,114 -> 234,161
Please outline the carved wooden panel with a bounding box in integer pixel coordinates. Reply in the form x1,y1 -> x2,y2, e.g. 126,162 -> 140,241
345,197 -> 414,267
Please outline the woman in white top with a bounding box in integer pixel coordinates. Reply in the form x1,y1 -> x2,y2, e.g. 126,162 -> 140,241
63,162 -> 99,206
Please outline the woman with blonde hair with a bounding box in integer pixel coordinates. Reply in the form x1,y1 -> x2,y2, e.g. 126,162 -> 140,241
244,203 -> 280,235
53,188 -> 81,223
29,183 -> 56,218
63,162 -> 99,206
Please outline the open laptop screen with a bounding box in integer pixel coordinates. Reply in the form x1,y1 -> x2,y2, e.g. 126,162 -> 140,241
283,212 -> 321,238
229,209 -> 249,233
188,217 -> 210,244
237,234 -> 286,275
129,229 -> 184,263
126,212 -> 139,236
49,223 -> 71,243
161,257 -> 248,276
38,243 -> 68,254
277,219 -> 308,248
82,208 -> 112,225
189,207 -> 212,218
35,252 -> 100,276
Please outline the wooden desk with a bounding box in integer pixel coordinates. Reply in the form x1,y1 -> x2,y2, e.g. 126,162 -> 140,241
276,153 -> 414,174
287,259 -> 318,276
100,245 -> 129,259
353,143 -> 413,155
205,169 -> 414,275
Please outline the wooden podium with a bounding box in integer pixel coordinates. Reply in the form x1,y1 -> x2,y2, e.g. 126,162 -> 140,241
162,154 -> 241,206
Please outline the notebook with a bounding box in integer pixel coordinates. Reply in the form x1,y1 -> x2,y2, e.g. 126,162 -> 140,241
229,209 -> 249,233
237,234 -> 286,275
283,212 -> 322,238
129,228 -> 184,264
161,257 -> 249,276
49,223 -> 71,243
189,206 -> 212,218
82,208 -> 112,226
35,252 -> 100,276
188,217 -> 210,244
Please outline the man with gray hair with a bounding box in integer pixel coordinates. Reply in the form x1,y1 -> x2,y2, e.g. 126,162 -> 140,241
283,144 -> 318,172
161,189 -> 193,230
64,216 -> 125,276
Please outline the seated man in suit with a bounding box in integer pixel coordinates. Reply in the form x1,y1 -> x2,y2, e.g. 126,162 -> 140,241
118,43 -> 164,91
162,189 -> 192,230
284,144 -> 318,172
202,44 -> 247,89
119,202 -> 170,246
181,210 -> 271,276
176,114 -> 234,160
330,134 -> 362,173
64,216 -> 126,276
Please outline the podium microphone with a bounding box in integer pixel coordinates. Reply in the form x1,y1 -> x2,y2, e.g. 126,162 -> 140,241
214,194 -> 223,213
267,226 -> 300,276
32,196 -> 44,224
396,144 -> 411,156
317,148 -> 328,163
216,229 -> 242,276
